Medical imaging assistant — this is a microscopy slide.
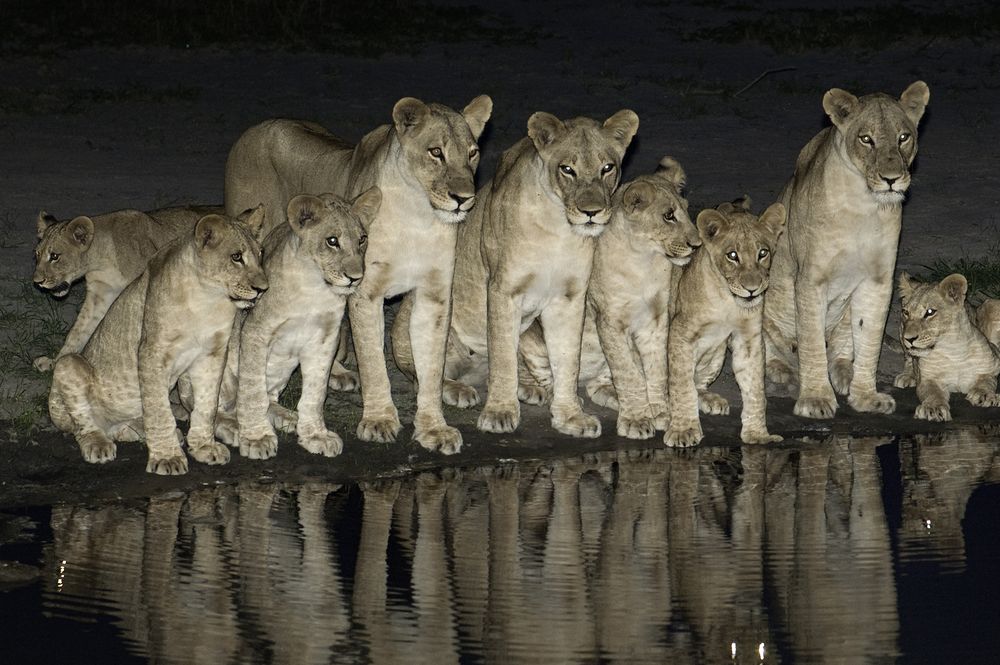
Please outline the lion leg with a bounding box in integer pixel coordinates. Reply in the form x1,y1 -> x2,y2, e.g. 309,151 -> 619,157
894,354 -> 917,389
295,324 -> 343,457
184,351 -> 232,467
915,378 -> 951,421
762,318 -> 798,387
633,317 -> 669,431
664,331 -> 703,448
695,342 -> 729,415
328,318 -> 359,391
37,283 -> 118,373
540,296 -> 600,438
235,322 -> 280,460
731,330 -> 781,444
846,278 -> 895,414
793,282 -> 838,418
351,274 -> 402,443
50,354 -> 117,464
409,284 -> 462,455
827,310 -> 854,396
594,313 -> 653,439
478,286 -> 523,434
517,320 -> 553,406
966,373 -> 1000,408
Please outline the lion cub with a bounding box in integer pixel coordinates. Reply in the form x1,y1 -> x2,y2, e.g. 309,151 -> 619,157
32,205 -> 219,371
665,199 -> 786,447
48,209 -> 268,474
515,157 -> 701,439
220,189 -> 378,460
895,273 -> 1000,421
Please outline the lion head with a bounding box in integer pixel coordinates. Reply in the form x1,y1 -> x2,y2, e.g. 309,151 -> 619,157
617,156 -> 701,265
822,80 -> 929,208
696,200 -> 786,309
897,272 -> 967,357
392,95 -> 492,224
194,206 -> 269,309
284,187 -> 378,295
527,109 -> 639,237
33,212 -> 95,297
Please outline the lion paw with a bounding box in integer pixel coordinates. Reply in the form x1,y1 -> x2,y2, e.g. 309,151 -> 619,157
267,403 -> 298,433
357,414 -> 401,443
477,404 -> 519,433
967,389 -> 1000,408
109,422 -> 142,442
793,393 -> 837,419
79,432 -> 117,464
146,453 -> 189,475
33,355 -> 54,373
298,429 -> 343,457
215,413 -> 239,446
328,367 -> 359,392
616,414 -> 655,440
189,441 -> 231,465
915,401 -> 951,422
444,379 -> 480,408
894,370 -> 917,389
848,390 -> 895,414
698,392 -> 730,415
553,411 -> 601,438
415,425 -> 463,455
240,432 -> 279,459
587,380 -> 620,410
741,428 -> 782,445
517,383 -> 550,406
664,423 -> 703,448
766,358 -> 796,386
830,359 -> 853,396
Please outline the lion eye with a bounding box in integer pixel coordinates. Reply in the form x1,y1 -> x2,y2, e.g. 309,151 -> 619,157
359,234 -> 368,245
230,252 -> 243,264
429,147 -> 444,160
49,252 -> 60,262
662,210 -> 676,223
726,250 -> 739,263
601,163 -> 615,175
898,132 -> 911,145
326,236 -> 340,248
902,309 -> 910,320
923,308 -> 936,318
859,134 -> 873,146
758,248 -> 770,260
559,164 -> 576,177
469,147 -> 479,160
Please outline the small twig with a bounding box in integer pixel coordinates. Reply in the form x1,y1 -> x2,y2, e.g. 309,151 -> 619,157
733,66 -> 797,97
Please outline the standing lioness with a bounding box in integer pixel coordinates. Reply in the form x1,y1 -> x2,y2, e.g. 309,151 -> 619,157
763,81 -> 929,418
225,96 -> 492,453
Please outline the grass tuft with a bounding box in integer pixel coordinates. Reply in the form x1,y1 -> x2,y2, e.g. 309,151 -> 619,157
919,241 -> 1000,301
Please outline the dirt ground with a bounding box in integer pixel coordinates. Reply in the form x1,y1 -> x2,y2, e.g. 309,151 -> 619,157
2,0 -> 999,507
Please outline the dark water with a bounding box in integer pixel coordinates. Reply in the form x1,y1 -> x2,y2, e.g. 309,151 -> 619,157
2,428 -> 1000,664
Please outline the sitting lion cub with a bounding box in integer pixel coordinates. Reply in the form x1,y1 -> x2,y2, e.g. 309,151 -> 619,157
221,189 -> 379,460
32,205 -> 220,371
48,209 -> 268,474
895,272 -> 1000,421
515,156 -> 701,439
665,199 -> 786,447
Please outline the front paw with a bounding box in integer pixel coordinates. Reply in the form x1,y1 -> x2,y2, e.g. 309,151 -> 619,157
967,389 -> 1000,408
794,392 -> 838,419
79,431 -> 117,464
357,412 -> 402,443
518,383 -> 551,406
915,401 -> 951,422
893,370 -> 917,389
664,422 -> 703,448
414,424 -> 463,455
240,431 -> 279,459
766,358 -> 795,386
444,379 -> 480,408
698,392 -> 730,415
848,390 -> 895,414
586,380 -> 620,410
553,410 -> 601,438
215,413 -> 239,446
648,403 -> 670,431
830,359 -> 853,395
189,440 -> 232,465
741,428 -> 782,445
328,367 -> 359,392
267,403 -> 298,433
616,413 -> 655,440
298,429 -> 343,457
477,403 -> 520,433
146,453 -> 189,475
33,355 -> 54,372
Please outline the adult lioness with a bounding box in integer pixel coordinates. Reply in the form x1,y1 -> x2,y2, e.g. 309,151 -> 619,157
514,157 -> 701,439
48,209 -> 268,474
222,189 -> 378,460
32,205 -> 220,371
763,81 -> 929,419
225,96 -> 492,454
895,272 -> 1000,421
395,110 -> 639,438
665,200 -> 786,448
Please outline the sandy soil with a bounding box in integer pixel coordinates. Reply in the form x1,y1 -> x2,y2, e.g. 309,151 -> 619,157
1,0 -> 998,503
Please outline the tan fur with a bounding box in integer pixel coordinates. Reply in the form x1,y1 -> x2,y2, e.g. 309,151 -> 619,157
515,157 -> 700,439
665,201 -> 786,447
225,95 -> 492,454
216,189 -> 377,459
31,205 -> 220,371
394,110 -> 638,438
763,81 -> 930,419
48,209 -> 268,474
894,272 -> 1000,421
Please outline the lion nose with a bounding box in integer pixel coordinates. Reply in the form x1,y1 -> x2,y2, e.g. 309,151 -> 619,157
882,175 -> 899,187
347,274 -> 362,286
581,207 -> 603,219
746,287 -> 758,296
252,285 -> 268,298
687,239 -> 702,249
450,193 -> 472,206
904,335 -> 918,345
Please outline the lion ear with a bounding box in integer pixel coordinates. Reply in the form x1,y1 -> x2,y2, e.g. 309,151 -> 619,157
653,156 -> 686,191
462,95 -> 493,141
195,214 -> 229,250
286,195 -> 324,236
897,271 -> 916,299
238,204 -> 267,241
602,109 -> 639,153
36,210 -> 58,239
939,273 -> 968,303
621,181 -> 655,215
66,216 -> 94,248
392,97 -> 430,134
823,88 -> 859,128
900,81 -> 930,126
758,202 -> 787,239
350,186 -> 383,230
527,112 -> 566,152
696,208 -> 728,241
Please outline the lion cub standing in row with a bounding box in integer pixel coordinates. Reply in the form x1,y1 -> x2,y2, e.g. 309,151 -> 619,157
48,209 -> 268,474
665,199 -> 786,447
32,205 -> 219,371
515,156 -> 701,439
225,95 -> 492,454
895,272 -> 1000,421
219,189 -> 379,460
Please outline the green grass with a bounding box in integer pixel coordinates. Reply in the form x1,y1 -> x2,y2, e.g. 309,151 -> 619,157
920,244 -> 1000,301
0,84 -> 203,116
